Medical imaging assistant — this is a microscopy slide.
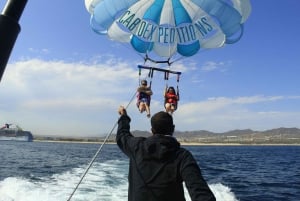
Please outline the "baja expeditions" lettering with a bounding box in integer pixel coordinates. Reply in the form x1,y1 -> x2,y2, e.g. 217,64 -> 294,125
118,10 -> 213,44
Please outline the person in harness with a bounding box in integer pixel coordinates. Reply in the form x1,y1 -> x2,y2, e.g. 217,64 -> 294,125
164,86 -> 179,115
137,79 -> 153,118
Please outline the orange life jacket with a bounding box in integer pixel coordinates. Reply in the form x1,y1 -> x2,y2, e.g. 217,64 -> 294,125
165,92 -> 178,104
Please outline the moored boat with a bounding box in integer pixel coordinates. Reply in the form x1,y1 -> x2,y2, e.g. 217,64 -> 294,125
0,123 -> 33,142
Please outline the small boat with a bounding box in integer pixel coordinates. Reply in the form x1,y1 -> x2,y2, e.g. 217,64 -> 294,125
0,123 -> 33,142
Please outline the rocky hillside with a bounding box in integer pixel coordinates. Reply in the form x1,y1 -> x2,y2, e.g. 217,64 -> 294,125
34,127 -> 300,144
131,127 -> 300,144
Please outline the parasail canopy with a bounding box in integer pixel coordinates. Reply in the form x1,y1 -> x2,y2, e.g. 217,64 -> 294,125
85,0 -> 251,60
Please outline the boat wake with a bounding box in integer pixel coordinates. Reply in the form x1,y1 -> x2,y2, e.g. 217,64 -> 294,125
0,161 -> 237,201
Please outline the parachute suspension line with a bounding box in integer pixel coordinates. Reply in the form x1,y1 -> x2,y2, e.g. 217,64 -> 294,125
67,91 -> 138,201
143,54 -> 173,66
164,70 -> 180,98
164,70 -> 169,88
164,71 -> 169,81
148,67 -> 155,89
176,73 -> 180,100
138,65 -> 181,79
138,64 -> 181,101
138,63 -> 155,89
138,66 -> 142,87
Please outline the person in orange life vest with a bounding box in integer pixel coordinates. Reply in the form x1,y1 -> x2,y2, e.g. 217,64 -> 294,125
164,86 -> 179,114
137,79 -> 153,118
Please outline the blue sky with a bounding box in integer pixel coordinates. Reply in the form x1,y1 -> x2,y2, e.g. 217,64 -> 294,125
1,0 -> 300,137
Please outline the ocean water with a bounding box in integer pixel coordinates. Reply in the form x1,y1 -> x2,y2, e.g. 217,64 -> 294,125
0,141 -> 299,201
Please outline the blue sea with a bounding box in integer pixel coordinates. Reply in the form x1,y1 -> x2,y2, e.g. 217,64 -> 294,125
0,141 -> 299,201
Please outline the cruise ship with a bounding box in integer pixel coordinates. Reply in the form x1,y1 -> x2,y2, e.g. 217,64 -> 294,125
0,124 -> 33,141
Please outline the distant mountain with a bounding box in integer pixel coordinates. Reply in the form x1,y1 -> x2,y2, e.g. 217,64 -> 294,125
133,127 -> 300,137
131,127 -> 300,144
34,127 -> 300,144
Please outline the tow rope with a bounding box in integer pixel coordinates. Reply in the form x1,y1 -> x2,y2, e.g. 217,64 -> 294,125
67,91 -> 137,201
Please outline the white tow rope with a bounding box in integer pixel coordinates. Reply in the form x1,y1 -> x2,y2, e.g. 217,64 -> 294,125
67,91 -> 137,201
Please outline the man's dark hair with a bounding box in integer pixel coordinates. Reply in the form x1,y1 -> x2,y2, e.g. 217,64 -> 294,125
151,111 -> 174,135
141,79 -> 147,85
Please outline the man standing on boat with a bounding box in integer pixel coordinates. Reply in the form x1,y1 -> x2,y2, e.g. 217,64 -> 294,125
1,123 -> 10,129
116,106 -> 216,201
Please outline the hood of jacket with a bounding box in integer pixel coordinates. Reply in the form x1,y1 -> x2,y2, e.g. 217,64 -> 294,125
143,134 -> 180,161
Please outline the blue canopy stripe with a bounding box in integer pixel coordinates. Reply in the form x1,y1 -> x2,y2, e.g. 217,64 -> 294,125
85,0 -> 251,60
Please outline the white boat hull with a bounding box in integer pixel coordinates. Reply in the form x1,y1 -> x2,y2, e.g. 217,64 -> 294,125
0,135 -> 32,141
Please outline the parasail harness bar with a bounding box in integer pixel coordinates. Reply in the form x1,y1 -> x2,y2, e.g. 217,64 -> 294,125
143,54 -> 174,66
138,64 -> 181,89
138,65 -> 182,76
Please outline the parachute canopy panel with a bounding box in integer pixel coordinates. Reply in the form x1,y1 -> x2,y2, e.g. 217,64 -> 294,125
85,0 -> 251,59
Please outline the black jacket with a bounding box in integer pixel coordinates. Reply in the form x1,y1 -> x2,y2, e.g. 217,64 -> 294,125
117,114 -> 216,201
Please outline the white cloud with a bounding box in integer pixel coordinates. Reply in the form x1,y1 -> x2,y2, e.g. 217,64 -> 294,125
1,59 -> 299,136
174,95 -> 300,132
200,61 -> 230,72
0,58 -> 137,136
28,48 -> 50,54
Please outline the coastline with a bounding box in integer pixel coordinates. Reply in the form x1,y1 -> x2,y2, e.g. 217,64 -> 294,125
33,140 -> 300,146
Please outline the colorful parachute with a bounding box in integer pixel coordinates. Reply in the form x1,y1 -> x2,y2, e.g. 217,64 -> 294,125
85,0 -> 251,60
